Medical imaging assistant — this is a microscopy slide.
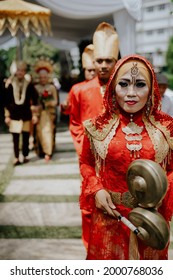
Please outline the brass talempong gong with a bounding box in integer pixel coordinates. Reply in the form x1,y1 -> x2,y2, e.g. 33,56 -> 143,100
126,159 -> 168,208
128,207 -> 170,250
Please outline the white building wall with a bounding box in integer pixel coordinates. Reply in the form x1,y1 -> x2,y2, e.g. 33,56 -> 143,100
136,0 -> 173,69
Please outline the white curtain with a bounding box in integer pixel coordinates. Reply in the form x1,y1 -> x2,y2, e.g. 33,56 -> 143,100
35,0 -> 142,54
37,0 -> 142,20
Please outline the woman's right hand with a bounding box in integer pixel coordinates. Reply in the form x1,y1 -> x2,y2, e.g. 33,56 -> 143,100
95,189 -> 116,217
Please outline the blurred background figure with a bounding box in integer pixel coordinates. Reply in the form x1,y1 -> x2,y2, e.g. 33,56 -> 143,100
69,22 -> 119,157
156,73 -> 173,117
4,61 -> 39,166
61,44 -> 96,118
34,58 -> 59,162
68,22 -> 119,252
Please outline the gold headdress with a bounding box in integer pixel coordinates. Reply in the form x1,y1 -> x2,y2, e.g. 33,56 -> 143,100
34,57 -> 53,73
82,44 -> 95,69
93,22 -> 119,61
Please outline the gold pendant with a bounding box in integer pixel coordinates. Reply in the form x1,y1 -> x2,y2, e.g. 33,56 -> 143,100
122,121 -> 143,158
122,122 -> 143,135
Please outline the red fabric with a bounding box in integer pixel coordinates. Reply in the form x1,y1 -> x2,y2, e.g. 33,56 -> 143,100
80,112 -> 173,259
69,76 -> 104,156
79,55 -> 173,260
81,209 -> 92,251
67,77 -> 104,250
61,81 -> 87,116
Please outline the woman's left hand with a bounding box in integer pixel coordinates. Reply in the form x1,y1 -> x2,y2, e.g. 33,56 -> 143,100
95,189 -> 116,217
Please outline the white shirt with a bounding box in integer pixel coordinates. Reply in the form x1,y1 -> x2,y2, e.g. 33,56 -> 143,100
161,88 -> 173,117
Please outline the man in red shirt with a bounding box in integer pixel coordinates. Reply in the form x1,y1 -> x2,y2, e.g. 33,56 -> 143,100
70,22 -> 119,156
61,44 -> 96,154
69,22 -> 120,252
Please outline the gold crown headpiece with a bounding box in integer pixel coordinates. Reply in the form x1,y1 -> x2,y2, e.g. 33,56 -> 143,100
82,44 -> 95,68
34,57 -> 54,73
93,22 -> 119,61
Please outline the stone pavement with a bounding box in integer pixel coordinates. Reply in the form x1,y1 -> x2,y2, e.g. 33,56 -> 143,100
0,130 -> 86,260
0,130 -> 173,260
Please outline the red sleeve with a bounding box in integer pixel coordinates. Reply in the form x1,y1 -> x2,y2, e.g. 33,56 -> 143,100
69,88 -> 84,155
159,151 -> 173,222
79,134 -> 104,211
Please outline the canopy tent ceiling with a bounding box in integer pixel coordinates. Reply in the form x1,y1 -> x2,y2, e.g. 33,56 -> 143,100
0,0 -> 142,55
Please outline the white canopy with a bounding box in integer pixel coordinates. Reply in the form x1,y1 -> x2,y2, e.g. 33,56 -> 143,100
36,0 -> 142,56
0,0 -> 142,55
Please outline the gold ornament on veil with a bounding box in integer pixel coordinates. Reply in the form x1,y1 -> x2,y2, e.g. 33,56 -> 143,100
131,63 -> 139,84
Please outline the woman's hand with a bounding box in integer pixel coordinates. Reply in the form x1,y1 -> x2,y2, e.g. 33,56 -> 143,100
95,189 -> 116,217
5,117 -> 11,126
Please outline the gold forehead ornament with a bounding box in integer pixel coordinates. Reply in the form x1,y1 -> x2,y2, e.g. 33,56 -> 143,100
131,62 -> 139,84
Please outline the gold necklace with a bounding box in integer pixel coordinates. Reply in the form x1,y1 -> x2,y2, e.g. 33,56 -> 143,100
12,77 -> 28,105
122,114 -> 143,158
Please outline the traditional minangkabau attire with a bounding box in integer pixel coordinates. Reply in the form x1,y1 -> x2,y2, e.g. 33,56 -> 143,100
80,54 -> 173,260
34,59 -> 58,158
5,75 -> 38,160
70,76 -> 104,156
34,83 -> 57,157
70,23 -> 119,251
61,44 -> 95,120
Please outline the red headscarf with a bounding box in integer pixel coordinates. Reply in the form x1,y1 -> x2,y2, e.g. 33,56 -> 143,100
87,55 -> 173,149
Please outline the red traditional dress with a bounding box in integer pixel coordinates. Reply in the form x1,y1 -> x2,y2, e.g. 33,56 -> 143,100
80,55 -> 173,260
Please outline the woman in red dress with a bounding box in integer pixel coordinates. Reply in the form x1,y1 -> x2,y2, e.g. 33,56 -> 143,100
79,54 -> 173,260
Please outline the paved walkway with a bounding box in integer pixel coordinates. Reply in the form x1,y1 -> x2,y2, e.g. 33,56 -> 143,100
0,130 -> 173,260
0,130 -> 86,260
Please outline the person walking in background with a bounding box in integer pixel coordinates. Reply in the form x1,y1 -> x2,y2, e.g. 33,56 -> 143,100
70,22 -> 119,156
61,44 -> 96,154
4,61 -> 39,166
80,54 -> 173,260
70,22 -> 119,252
156,72 -> 173,117
34,58 -> 59,162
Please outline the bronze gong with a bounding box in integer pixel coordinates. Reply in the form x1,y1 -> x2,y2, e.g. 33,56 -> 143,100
128,207 -> 170,250
126,159 -> 168,208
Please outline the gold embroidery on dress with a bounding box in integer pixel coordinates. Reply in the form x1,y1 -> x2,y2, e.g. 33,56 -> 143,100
12,77 -> 29,105
92,120 -> 119,160
84,115 -> 120,173
149,115 -> 173,150
143,115 -> 170,164
84,113 -> 119,141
